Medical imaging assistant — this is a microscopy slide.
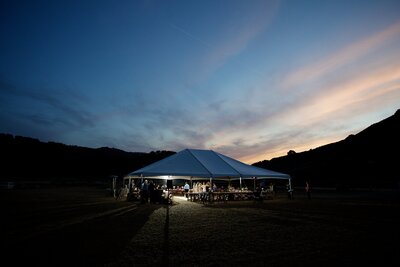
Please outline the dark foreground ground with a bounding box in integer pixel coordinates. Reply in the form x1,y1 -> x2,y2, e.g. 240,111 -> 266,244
1,186 -> 399,267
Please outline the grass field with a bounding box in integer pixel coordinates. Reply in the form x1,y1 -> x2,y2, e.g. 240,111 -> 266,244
1,186 -> 399,266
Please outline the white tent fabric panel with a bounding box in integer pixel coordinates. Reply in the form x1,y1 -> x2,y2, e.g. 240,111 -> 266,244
131,149 -> 212,177
188,149 -> 241,177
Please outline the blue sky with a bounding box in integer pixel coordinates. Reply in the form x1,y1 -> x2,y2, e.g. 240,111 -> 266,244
1,0 -> 399,163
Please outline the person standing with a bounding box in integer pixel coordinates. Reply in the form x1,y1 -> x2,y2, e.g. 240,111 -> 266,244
305,181 -> 311,200
141,179 -> 149,204
286,182 -> 293,200
148,180 -> 155,203
184,182 -> 190,198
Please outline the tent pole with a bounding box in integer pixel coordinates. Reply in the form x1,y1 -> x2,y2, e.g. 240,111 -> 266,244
253,177 -> 256,191
240,177 -> 242,190
210,177 -> 213,202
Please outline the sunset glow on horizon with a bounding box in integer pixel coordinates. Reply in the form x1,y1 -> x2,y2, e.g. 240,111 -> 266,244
1,0 -> 399,164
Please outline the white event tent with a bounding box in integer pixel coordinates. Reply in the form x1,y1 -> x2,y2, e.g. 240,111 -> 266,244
124,149 -> 291,190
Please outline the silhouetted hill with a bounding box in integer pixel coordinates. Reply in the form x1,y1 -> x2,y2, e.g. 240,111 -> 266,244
2,109 -> 399,189
253,109 -> 400,189
0,134 -> 175,183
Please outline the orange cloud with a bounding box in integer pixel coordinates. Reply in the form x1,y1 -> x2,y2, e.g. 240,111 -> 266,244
282,20 -> 400,89
290,64 -> 400,125
217,62 -> 400,164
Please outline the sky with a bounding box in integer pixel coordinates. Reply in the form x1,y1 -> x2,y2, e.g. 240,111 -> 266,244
1,0 -> 400,164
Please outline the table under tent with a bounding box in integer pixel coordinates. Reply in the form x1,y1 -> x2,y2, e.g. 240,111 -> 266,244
123,148 -> 291,203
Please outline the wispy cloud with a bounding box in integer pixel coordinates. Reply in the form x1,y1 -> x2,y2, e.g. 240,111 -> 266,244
245,64 -> 400,162
169,23 -> 212,49
170,0 -> 280,84
282,20 -> 400,89
0,80 -> 96,131
204,22 -> 400,163
278,62 -> 400,126
203,1 -> 280,73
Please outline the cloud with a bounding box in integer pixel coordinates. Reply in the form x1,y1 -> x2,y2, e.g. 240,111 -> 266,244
169,23 -> 212,49
279,62 -> 400,126
203,37 -> 400,163
254,64 -> 400,160
205,1 -> 279,70
171,0 -> 280,85
0,80 -> 97,131
282,20 -> 400,89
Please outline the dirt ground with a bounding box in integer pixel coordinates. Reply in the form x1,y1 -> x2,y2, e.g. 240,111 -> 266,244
1,186 -> 399,267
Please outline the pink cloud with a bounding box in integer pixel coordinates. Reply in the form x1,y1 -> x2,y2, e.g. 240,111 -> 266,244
282,20 -> 400,89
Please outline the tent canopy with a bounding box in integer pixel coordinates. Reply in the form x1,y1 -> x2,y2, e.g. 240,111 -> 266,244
127,149 -> 290,180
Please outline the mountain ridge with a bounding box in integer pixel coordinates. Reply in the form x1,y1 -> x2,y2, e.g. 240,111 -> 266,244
1,109 -> 399,188
253,109 -> 400,189
0,133 -> 175,183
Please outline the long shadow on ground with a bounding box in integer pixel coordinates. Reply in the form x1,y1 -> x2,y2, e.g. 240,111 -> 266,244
0,187 -> 163,267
